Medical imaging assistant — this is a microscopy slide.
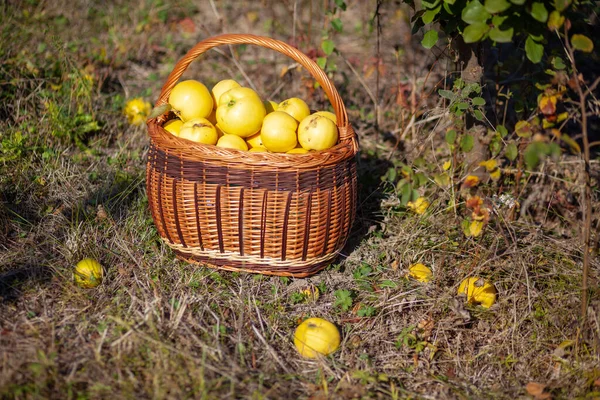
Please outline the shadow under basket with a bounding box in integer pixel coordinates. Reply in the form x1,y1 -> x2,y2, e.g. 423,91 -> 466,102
146,34 -> 359,277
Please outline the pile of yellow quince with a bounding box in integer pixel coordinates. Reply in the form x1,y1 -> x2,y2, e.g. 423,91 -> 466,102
163,79 -> 338,153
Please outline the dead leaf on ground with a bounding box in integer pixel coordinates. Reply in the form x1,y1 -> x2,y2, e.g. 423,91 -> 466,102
525,382 -> 552,399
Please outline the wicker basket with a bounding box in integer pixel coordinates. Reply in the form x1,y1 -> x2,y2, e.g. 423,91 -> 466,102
146,34 -> 358,277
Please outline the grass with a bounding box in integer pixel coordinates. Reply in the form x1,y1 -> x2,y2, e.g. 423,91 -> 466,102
1,0 -> 599,399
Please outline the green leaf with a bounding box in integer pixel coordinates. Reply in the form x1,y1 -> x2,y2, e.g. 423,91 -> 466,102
571,34 -> 594,53
484,0 -> 511,13
422,0 -> 441,8
524,143 -> 541,169
334,0 -> 347,11
331,18 -> 343,32
463,23 -> 490,43
510,0 -> 525,4
422,5 -> 441,23
386,167 -> 397,182
489,26 -> 514,42
460,134 -> 474,152
492,15 -> 508,26
529,2 -> 548,23
400,182 -> 413,205
446,129 -> 457,145
333,289 -> 353,311
443,1 -> 455,13
505,142 -> 518,161
379,280 -> 399,289
439,89 -> 456,100
457,102 -> 470,110
421,30 -> 439,49
473,109 -> 484,121
149,103 -> 171,119
472,97 -> 486,106
462,0 -> 491,24
497,125 -> 508,137
434,173 -> 451,186
321,39 -> 335,55
525,35 -> 544,63
316,57 -> 327,69
553,0 -> 570,12
551,56 -> 566,70
445,0 -> 457,5
490,136 -> 502,156
414,172 -> 428,187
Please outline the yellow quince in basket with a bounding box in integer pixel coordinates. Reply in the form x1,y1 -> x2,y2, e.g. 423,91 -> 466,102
298,114 -> 338,151
178,118 -> 218,145
261,111 -> 298,153
216,87 -> 266,138
168,80 -> 213,121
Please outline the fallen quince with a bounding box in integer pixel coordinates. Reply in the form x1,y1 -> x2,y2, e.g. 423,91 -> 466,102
294,317 -> 340,359
74,258 -> 104,288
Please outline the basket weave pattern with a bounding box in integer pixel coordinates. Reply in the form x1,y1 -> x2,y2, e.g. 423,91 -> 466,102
146,34 -> 358,277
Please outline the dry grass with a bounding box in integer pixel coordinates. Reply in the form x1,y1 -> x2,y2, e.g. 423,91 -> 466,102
1,1 -> 599,399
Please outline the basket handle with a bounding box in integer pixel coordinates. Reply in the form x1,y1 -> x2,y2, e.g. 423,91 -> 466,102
154,34 -> 354,143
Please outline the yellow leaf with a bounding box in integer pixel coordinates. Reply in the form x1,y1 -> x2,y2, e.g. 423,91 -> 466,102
434,173 -> 450,187
469,220 -> 484,237
407,197 -> 429,215
408,263 -> 433,283
515,120 -> 532,138
560,133 -> 581,154
542,118 -> 555,129
547,10 -> 565,30
301,286 -> 320,302
479,159 -> 497,172
490,168 -> 501,181
539,95 -> 557,115
443,160 -> 452,171
556,111 -> 569,123
457,277 -> 497,308
462,175 -> 480,188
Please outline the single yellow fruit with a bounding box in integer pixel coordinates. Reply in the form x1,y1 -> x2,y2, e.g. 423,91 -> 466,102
163,119 -> 183,136
216,134 -> 248,151
216,87 -> 266,138
260,111 -> 298,153
245,132 -> 264,149
211,79 -> 241,108
278,97 -> 310,123
169,80 -> 213,121
263,100 -> 278,114
178,118 -> 218,145
123,98 -> 151,126
457,277 -> 497,308
74,258 -> 104,288
314,110 -> 337,124
408,263 -> 432,283
294,317 -> 341,359
297,114 -> 338,151
286,148 -> 309,154
248,146 -> 268,152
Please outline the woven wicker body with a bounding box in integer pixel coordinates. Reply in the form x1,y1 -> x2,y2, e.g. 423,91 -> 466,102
146,34 -> 358,277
